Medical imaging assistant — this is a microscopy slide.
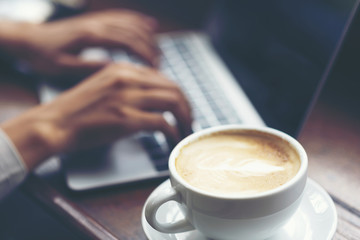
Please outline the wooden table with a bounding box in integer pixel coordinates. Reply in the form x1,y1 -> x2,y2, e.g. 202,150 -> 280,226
1,1 -> 360,239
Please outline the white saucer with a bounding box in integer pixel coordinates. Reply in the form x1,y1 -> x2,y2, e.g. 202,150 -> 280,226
141,178 -> 337,240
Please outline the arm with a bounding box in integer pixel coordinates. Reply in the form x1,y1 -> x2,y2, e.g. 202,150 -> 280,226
0,129 -> 26,200
0,21 -> 29,53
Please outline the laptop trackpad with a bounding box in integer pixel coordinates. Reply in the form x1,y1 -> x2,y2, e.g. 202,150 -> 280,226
65,136 -> 159,191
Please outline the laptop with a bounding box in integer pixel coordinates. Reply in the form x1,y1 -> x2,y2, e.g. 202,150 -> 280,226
36,0 -> 359,191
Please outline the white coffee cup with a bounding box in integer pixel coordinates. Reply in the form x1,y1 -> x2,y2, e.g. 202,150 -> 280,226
145,125 -> 308,240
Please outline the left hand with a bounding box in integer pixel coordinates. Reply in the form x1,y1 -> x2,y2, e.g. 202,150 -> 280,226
3,10 -> 159,77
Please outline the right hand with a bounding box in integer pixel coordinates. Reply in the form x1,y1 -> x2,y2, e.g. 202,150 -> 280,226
2,63 -> 192,170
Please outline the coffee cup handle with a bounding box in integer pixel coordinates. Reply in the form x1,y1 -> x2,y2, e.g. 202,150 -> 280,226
144,186 -> 195,233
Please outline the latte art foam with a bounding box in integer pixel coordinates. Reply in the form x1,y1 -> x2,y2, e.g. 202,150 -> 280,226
175,131 -> 301,195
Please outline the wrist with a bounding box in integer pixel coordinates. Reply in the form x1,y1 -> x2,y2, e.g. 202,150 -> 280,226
0,21 -> 36,57
1,104 -> 72,170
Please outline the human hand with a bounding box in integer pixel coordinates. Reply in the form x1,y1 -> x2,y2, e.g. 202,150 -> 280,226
1,10 -> 158,76
2,63 -> 192,170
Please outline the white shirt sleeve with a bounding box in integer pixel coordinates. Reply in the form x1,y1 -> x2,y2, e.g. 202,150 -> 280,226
0,129 -> 27,200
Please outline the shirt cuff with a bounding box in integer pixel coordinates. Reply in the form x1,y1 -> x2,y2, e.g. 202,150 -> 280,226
0,128 -> 28,200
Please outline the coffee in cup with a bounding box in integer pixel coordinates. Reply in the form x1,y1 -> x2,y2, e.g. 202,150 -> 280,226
175,130 -> 301,196
145,125 -> 307,240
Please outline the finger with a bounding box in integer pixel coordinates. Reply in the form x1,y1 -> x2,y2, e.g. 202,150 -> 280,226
119,35 -> 158,67
103,9 -> 158,31
148,71 -> 193,123
84,25 -> 158,67
107,22 -> 155,45
56,54 -> 110,75
114,88 -> 193,137
106,63 -> 178,90
139,71 -> 193,122
109,16 -> 157,35
131,65 -> 178,87
122,107 -> 181,143
102,28 -> 159,66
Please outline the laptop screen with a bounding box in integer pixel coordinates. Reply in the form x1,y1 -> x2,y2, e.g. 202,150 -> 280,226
207,0 -> 359,136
